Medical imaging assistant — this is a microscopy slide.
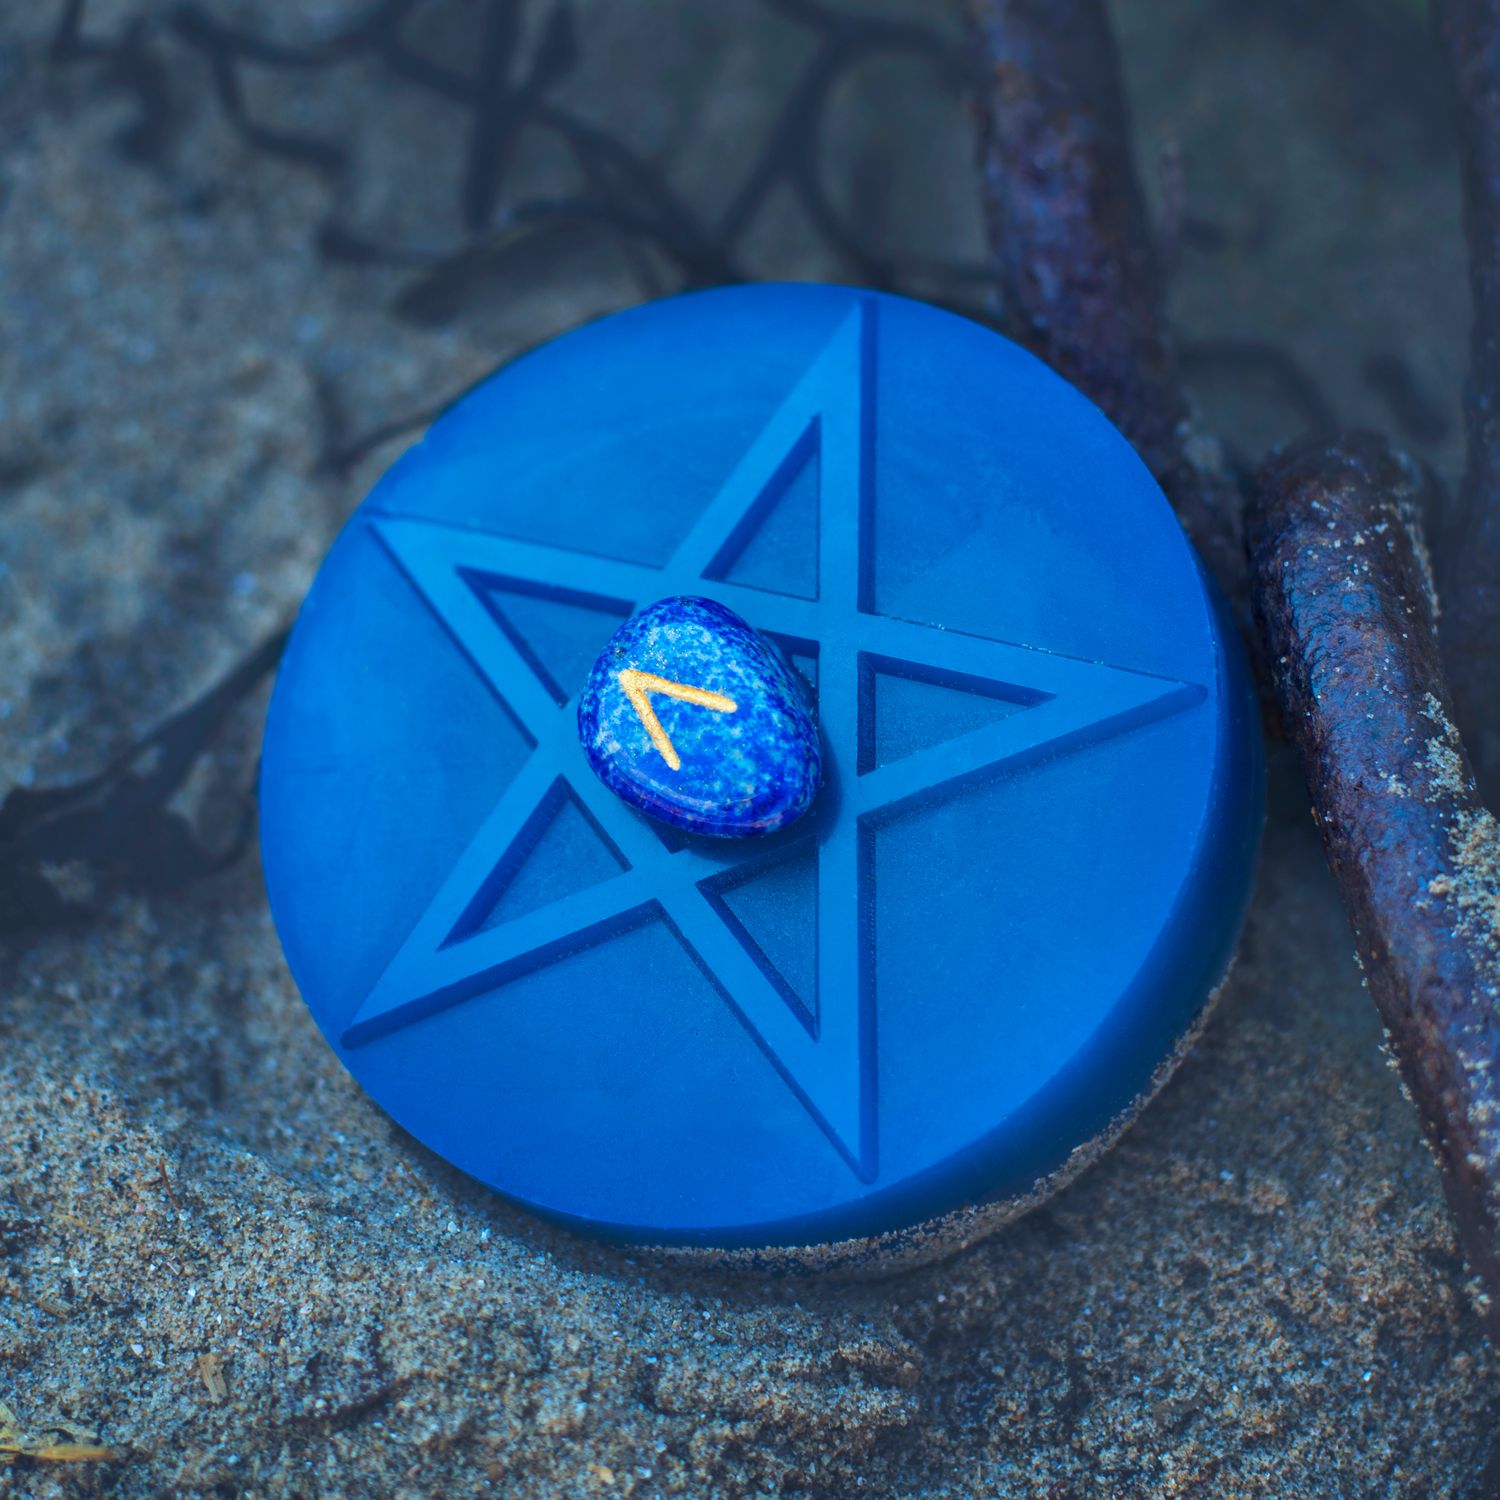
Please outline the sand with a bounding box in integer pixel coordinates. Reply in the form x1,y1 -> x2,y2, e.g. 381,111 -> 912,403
2,1 -> 1496,1494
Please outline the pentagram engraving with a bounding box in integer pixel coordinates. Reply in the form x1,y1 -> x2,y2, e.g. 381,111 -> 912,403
341,297 -> 1205,1181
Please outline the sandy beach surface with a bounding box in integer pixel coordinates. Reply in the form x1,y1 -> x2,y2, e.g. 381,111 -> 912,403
2,1 -> 1496,1494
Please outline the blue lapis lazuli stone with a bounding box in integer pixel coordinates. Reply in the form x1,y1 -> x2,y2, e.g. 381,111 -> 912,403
577,596 -> 821,838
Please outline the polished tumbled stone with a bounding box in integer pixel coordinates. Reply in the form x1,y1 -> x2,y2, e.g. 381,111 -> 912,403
577,596 -> 821,838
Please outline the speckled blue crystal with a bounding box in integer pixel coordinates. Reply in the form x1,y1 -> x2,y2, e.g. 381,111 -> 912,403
578,596 -> 821,838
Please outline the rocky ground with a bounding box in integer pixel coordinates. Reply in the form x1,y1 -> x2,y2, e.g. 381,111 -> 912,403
1,0 -> 1496,1495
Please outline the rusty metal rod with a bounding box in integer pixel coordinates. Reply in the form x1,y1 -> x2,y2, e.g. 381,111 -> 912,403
963,0 -> 1245,602
1250,431 -> 1500,1339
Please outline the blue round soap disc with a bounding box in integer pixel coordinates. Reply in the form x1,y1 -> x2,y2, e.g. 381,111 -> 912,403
260,284 -> 1263,1260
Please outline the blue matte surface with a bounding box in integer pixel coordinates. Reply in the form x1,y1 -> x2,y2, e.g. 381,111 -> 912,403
259,284 -> 1264,1248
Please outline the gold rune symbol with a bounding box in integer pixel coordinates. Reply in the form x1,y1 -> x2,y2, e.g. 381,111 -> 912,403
617,668 -> 738,771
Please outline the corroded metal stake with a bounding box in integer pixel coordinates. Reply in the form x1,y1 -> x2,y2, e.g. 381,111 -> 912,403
1250,433 -> 1500,1339
963,0 -> 1245,604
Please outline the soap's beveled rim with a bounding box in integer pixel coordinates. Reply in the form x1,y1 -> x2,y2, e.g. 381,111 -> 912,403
260,282 -> 1266,1255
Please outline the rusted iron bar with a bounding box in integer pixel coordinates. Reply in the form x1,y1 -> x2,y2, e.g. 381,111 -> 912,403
1433,0 -> 1500,792
1250,432 -> 1500,1339
963,0 -> 1244,601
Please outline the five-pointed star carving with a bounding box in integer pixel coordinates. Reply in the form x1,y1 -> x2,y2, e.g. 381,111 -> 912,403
343,299 -> 1203,1181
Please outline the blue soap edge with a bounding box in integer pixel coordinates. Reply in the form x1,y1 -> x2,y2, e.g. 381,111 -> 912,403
257,285 -> 1268,1256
